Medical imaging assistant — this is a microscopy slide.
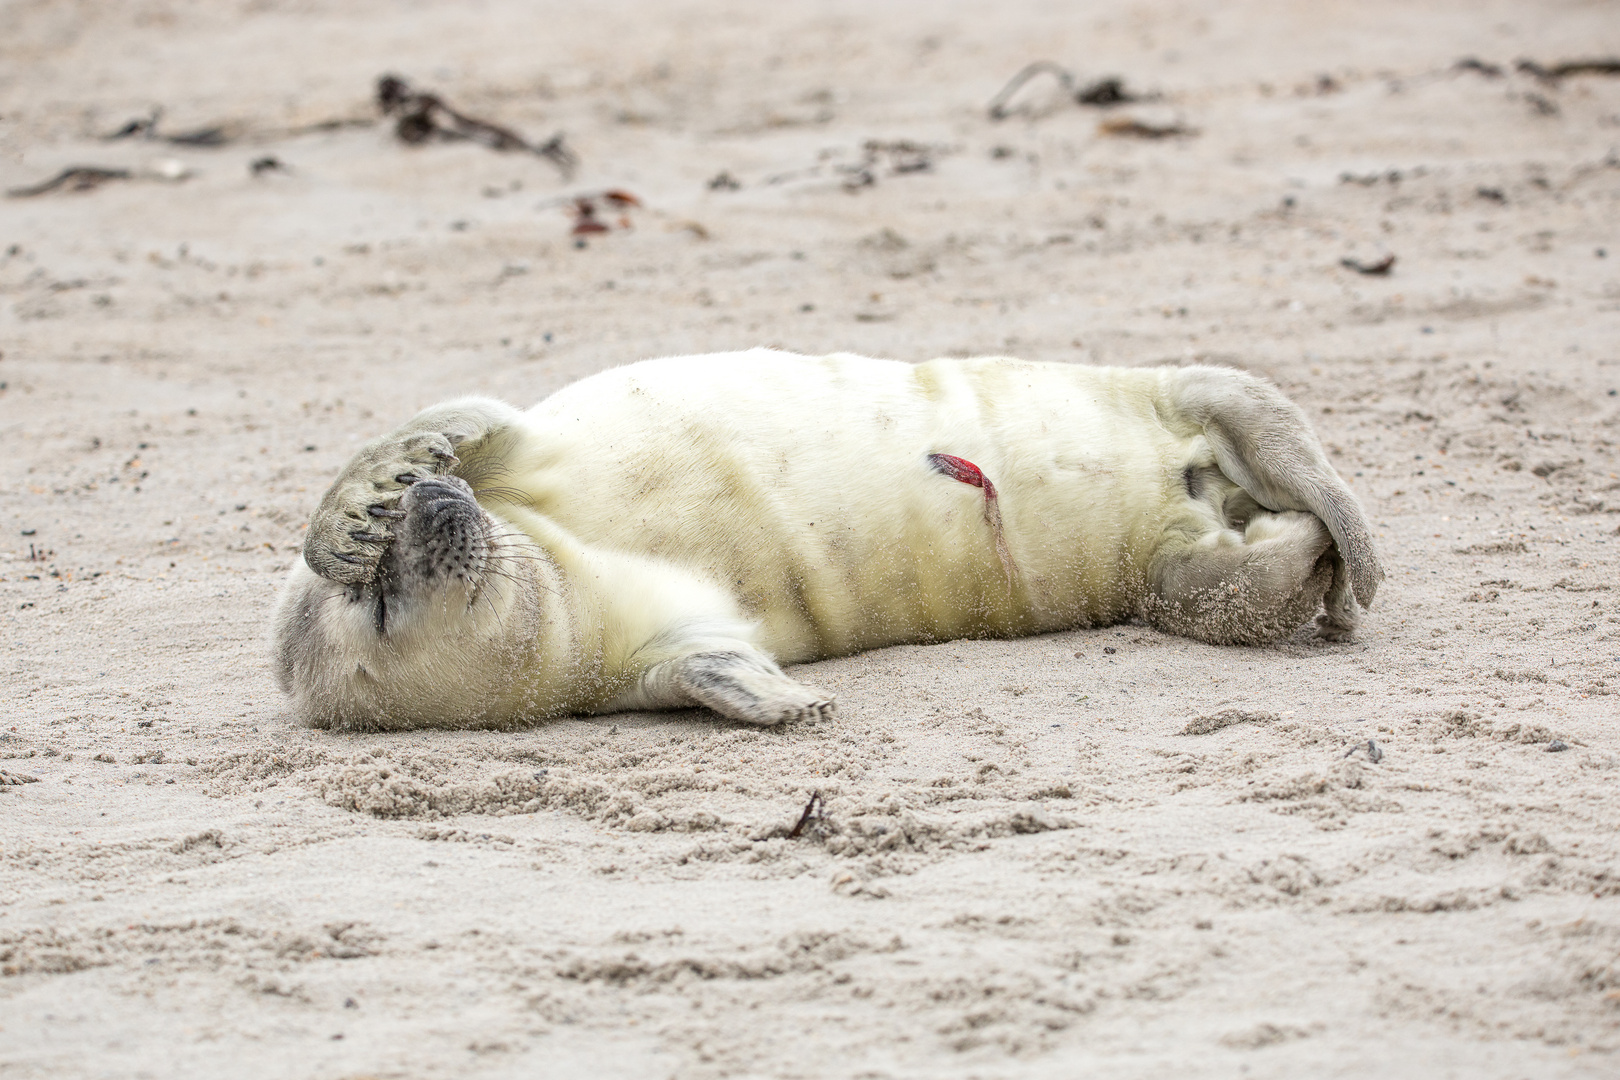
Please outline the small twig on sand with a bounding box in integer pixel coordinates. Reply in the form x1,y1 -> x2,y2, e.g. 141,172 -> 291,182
163,127 -> 229,147
7,159 -> 191,198
1516,57 -> 1620,83
1098,117 -> 1196,139
1453,57 -> 1505,78
989,61 -> 1075,119
278,117 -> 377,137
7,167 -> 131,197
786,791 -> 825,839
988,61 -> 1145,120
103,108 -> 229,147
1341,254 -> 1396,276
377,74 -> 577,177
1344,739 -> 1384,763
104,110 -> 161,140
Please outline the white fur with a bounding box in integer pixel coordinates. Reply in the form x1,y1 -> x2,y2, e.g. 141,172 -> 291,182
272,350 -> 1381,729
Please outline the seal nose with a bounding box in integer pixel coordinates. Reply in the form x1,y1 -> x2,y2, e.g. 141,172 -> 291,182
401,474 -> 478,521
392,474 -> 489,586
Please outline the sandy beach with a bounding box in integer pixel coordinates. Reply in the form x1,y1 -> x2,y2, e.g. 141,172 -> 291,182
3,1 -> 1619,1076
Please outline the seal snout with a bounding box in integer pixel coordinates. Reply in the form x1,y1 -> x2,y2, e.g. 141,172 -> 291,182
389,474 -> 490,588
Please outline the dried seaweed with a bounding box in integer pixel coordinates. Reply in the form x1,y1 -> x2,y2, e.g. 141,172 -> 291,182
377,75 -> 576,177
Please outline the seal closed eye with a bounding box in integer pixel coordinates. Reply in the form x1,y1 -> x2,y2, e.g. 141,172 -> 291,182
272,349 -> 1382,731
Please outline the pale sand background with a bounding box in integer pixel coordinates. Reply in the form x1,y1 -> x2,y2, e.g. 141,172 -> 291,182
3,2 -> 1619,1076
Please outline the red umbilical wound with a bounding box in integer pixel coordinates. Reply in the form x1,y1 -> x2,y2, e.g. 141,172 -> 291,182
926,453 -> 1018,588
926,453 -> 996,499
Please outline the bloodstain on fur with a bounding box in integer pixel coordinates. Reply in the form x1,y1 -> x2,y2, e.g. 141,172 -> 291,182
926,453 -> 1019,588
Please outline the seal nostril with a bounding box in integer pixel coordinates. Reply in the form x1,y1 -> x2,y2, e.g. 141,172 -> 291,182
421,506 -> 475,535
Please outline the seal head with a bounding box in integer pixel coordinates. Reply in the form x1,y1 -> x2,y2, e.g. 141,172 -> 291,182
272,474 -> 544,729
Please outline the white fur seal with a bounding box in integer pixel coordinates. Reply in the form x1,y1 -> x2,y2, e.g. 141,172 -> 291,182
272,350 -> 1381,730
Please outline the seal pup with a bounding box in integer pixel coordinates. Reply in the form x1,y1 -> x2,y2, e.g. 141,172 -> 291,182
272,349 -> 1382,730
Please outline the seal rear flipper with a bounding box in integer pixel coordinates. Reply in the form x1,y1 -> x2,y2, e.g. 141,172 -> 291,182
1146,509 -> 1337,645
1164,367 -> 1383,610
1315,550 -> 1358,640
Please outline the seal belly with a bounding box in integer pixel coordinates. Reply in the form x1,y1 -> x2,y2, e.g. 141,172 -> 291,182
500,350 -> 1185,664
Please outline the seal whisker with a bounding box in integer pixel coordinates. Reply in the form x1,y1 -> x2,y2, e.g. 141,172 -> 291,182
472,483 -> 529,503
477,562 -> 557,599
468,579 -> 506,628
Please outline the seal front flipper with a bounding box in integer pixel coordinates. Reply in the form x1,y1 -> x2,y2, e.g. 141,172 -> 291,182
670,650 -> 836,726
303,397 -> 526,585
611,623 -> 836,726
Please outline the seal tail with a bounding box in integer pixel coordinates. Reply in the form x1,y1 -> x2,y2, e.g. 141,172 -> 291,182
1161,367 -> 1383,609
